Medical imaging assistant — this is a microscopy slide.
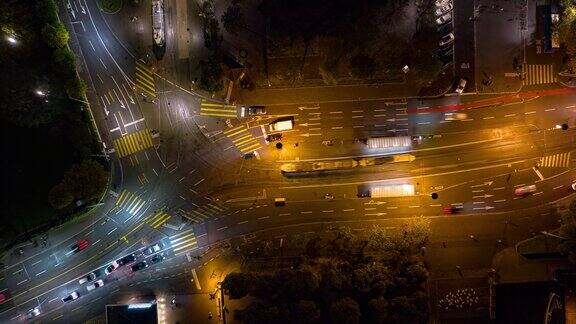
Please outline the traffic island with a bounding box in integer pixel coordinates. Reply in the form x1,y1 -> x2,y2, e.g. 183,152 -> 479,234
99,0 -> 122,14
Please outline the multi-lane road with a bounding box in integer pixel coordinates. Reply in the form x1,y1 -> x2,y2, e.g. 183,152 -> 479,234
1,0 -> 575,322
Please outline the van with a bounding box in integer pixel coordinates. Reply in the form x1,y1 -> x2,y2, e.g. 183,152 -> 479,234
274,198 -> 286,207
269,118 -> 294,132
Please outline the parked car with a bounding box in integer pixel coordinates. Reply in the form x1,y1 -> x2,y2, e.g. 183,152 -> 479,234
0,293 -> 5,304
242,151 -> 259,159
62,291 -> 79,303
78,272 -> 96,284
514,185 -> 537,196
105,261 -> 120,275
265,133 -> 283,143
436,2 -> 453,16
131,261 -> 148,272
150,253 -> 165,265
572,181 -> 576,191
436,11 -> 453,25
437,21 -> 453,34
70,240 -> 89,254
439,33 -> 455,47
105,254 -> 136,274
86,280 -> 104,291
444,112 -> 468,121
455,78 -> 467,93
143,243 -> 162,256
120,254 -> 136,264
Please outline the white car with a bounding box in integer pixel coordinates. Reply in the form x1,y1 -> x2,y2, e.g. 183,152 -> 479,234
455,78 -> 467,93
436,12 -> 453,25
571,181 -> 576,191
436,3 -> 453,16
78,272 -> 96,284
439,33 -> 455,47
444,112 -> 468,121
86,280 -> 104,291
143,243 -> 162,256
105,261 -> 120,275
62,291 -> 79,303
514,185 -> 537,196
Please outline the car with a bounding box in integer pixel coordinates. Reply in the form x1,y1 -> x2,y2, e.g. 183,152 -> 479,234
436,2 -> 453,16
437,22 -> 453,34
240,105 -> 266,117
439,33 -> 454,47
572,181 -> 576,191
455,78 -> 467,93
324,194 -> 334,200
131,261 -> 148,272
242,151 -> 257,159
78,272 -> 96,284
443,205 -> 464,215
150,253 -> 165,265
86,280 -> 104,291
25,307 -> 41,320
436,11 -> 452,25
105,261 -> 120,275
274,198 -> 286,207
120,254 -> 136,264
143,243 -> 162,256
265,133 -> 283,143
62,291 -> 79,303
0,293 -> 5,304
269,118 -> 294,132
435,0 -> 451,6
71,240 -> 89,253
444,112 -> 468,121
514,185 -> 537,196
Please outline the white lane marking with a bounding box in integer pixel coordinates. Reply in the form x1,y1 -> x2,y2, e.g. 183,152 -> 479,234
504,114 -> 516,117
472,201 -> 485,204
238,221 -> 248,225
532,167 -> 544,180
352,115 -> 364,118
375,124 -> 387,127
88,40 -> 96,51
524,111 -> 536,115
493,187 -> 505,190
417,122 -> 430,125
329,111 -> 343,114
322,210 -> 334,213
194,178 -> 205,186
17,279 -> 28,285
483,116 -> 494,120
494,199 -> 506,203
107,227 -> 117,235
99,58 -> 107,69
279,213 -> 291,216
533,191 -> 543,196
49,297 -> 59,303
472,189 -> 484,193
343,209 -> 355,212
35,269 -> 47,276
310,128 -> 321,131
353,125 -> 365,128
352,110 -> 363,113
544,108 -> 555,112
364,208 -> 376,211
31,260 -> 42,267
374,114 -> 387,117
257,216 -> 269,220
365,212 -> 387,216
408,205 -> 420,208
553,185 -> 564,190
374,109 -> 387,112
301,211 -> 312,214
386,206 -> 398,209
430,204 -> 442,207
217,226 -> 228,231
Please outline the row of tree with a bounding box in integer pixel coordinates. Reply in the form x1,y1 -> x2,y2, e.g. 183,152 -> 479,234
222,218 -> 430,323
557,0 -> 576,74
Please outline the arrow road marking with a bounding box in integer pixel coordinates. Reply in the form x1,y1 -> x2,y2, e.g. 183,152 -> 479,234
471,181 -> 493,188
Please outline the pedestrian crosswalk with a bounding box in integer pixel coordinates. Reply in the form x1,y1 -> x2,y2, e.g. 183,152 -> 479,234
223,125 -> 261,155
135,60 -> 156,98
540,152 -> 571,168
147,210 -> 171,229
177,203 -> 226,223
522,64 -> 556,86
113,129 -> 154,158
115,190 -> 146,215
200,101 -> 238,118
169,228 -> 198,254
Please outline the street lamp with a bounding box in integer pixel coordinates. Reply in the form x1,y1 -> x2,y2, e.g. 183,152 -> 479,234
6,35 -> 17,44
35,89 -> 46,97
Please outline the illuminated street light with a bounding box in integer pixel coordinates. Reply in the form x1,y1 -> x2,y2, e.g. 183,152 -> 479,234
6,35 -> 17,44
35,89 -> 47,97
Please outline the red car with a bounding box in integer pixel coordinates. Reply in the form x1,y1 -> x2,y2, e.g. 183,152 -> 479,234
0,293 -> 6,304
443,205 -> 463,215
71,240 -> 89,253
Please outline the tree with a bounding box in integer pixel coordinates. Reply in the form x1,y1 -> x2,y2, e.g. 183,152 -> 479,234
199,59 -> 224,92
275,269 -> 319,301
221,4 -> 245,35
242,301 -> 290,323
293,300 -> 321,324
560,202 -> 576,263
349,54 -> 377,78
48,183 -> 73,209
330,297 -> 361,324
64,77 -> 87,99
61,159 -> 108,201
41,23 -> 69,48
222,272 -> 254,299
368,297 -> 389,324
